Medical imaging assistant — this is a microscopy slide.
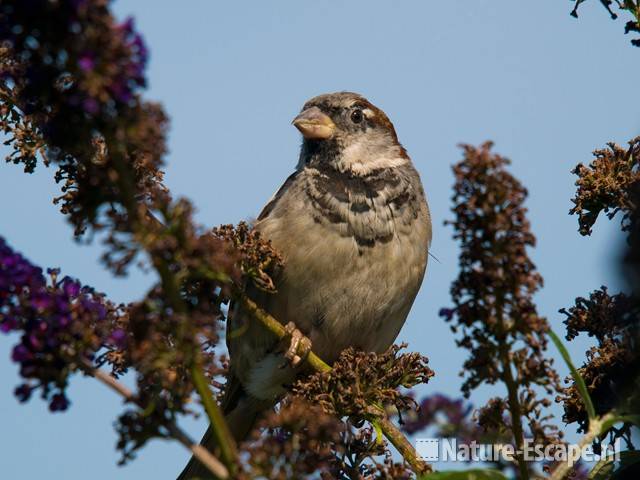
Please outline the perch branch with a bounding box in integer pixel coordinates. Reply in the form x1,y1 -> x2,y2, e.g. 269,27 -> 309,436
236,293 -> 432,476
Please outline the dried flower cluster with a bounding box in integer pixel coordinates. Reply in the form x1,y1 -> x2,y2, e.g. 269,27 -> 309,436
441,143 -> 564,477
255,345 -> 436,478
292,344 -> 433,419
561,139 -> 640,446
211,222 -> 284,293
570,137 -> 640,236
571,0 -> 640,47
0,1 -> 168,249
559,300 -> 638,432
242,399 -> 346,479
241,398 -> 416,480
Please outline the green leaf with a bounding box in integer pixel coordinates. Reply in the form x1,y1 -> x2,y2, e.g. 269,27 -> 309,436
589,456 -> 616,480
549,329 -> 596,420
589,450 -> 640,480
420,469 -> 509,480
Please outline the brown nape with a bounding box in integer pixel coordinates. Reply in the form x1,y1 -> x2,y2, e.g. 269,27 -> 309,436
358,97 -> 399,140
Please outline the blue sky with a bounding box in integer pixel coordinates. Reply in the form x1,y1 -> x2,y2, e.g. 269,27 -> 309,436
1,1 -> 638,478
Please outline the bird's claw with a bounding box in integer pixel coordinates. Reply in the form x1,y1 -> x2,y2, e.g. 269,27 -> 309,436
280,322 -> 312,368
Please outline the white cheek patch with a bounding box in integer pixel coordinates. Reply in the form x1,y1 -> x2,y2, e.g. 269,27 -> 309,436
338,139 -> 408,175
350,156 -> 408,175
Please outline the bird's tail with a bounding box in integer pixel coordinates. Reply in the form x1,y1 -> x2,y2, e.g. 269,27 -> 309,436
177,376 -> 265,480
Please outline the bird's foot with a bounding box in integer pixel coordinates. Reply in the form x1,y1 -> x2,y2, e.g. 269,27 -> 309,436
280,322 -> 312,368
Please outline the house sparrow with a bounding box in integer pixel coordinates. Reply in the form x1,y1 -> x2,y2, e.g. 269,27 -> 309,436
179,92 -> 431,479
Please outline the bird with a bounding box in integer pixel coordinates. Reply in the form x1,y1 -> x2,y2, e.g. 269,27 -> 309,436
178,92 -> 432,479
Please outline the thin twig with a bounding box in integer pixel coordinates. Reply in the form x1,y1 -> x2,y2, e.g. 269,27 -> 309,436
88,367 -> 229,479
165,424 -> 229,480
236,293 -> 432,475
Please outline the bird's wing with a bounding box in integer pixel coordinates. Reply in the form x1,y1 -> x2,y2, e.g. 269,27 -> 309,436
224,167 -> 298,356
257,170 -> 300,221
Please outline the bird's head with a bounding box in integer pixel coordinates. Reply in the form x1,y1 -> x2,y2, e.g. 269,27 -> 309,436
293,92 -> 408,175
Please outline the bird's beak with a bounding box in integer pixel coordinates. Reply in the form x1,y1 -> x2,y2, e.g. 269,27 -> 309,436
292,106 -> 336,140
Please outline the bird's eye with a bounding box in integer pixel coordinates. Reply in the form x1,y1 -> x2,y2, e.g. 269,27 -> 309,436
350,108 -> 364,124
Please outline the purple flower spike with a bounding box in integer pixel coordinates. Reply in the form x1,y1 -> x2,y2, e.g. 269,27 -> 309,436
14,384 -> 33,403
0,237 -> 120,412
49,393 -> 69,412
82,97 -> 100,115
62,277 -> 81,297
1,316 -> 18,333
438,308 -> 454,320
108,328 -> 127,349
11,344 -> 31,362
78,53 -> 95,72
117,17 -> 135,35
31,293 -> 53,310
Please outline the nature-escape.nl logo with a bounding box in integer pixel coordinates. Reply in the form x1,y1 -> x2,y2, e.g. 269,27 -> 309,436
415,438 -> 621,467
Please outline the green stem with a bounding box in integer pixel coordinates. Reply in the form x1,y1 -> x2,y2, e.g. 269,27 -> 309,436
191,363 -> 238,473
498,342 -> 529,480
495,305 -> 529,480
378,415 -> 432,475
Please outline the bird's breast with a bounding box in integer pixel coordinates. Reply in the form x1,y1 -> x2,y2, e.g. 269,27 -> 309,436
302,163 -> 422,250
256,163 -> 431,362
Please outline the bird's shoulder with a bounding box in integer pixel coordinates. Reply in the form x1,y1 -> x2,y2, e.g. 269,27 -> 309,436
256,170 -> 303,221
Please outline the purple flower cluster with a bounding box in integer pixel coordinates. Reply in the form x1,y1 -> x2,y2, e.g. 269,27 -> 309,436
0,240 -> 46,309
0,237 -> 123,411
1,1 -> 150,119
74,16 -> 150,113
110,17 -> 149,104
74,15 -> 149,114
